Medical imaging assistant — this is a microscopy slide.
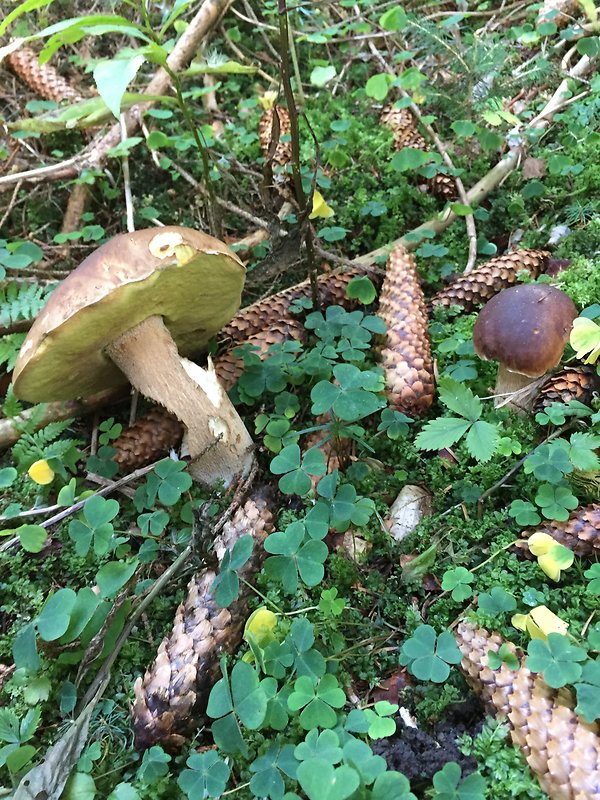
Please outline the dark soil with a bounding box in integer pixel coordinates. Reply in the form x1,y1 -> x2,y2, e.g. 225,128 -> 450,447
372,699 -> 485,788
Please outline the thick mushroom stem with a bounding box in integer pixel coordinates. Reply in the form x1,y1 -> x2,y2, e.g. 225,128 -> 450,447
494,364 -> 545,412
105,315 -> 254,486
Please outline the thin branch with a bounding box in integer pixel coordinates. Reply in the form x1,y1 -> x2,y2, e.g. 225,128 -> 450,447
120,114 -> 135,233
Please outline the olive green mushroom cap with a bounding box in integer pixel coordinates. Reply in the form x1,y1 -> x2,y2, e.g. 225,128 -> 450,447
473,283 -> 577,378
13,227 -> 245,402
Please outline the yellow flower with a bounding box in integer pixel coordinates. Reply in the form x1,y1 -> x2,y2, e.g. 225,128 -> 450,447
512,605 -> 569,640
309,191 -> 334,220
526,531 -> 574,582
259,91 -> 278,111
28,459 -> 55,485
569,317 -> 600,364
244,607 -> 277,648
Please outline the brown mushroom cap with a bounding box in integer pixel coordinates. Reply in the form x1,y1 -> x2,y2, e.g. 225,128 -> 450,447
13,227 -> 244,402
473,283 -> 577,377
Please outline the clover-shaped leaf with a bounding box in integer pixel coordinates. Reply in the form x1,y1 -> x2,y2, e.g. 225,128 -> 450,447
270,444 -> 326,495
524,443 -> 572,483
210,534 -> 253,607
477,587 -> 517,615
364,701 -> 398,739
399,625 -> 462,683
441,567 -> 474,602
177,751 -> 230,798
508,499 -> 541,526
574,658 -> 600,723
68,495 -> 119,557
296,759 -> 359,800
377,408 -> 412,440
487,643 -> 519,671
295,729 -> 343,764
342,738 -> 387,784
534,483 -> 578,521
584,563 -> 600,595
311,363 -> 385,422
147,459 -> 192,506
371,771 -> 416,800
526,633 -> 587,688
432,761 -> 485,800
288,674 -> 346,729
264,522 -> 328,593
250,742 -> 297,800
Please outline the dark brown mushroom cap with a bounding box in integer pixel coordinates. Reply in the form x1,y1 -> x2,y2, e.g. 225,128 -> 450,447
13,227 -> 245,402
473,283 -> 577,377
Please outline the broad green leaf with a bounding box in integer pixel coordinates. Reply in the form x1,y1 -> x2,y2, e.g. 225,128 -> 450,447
311,65 -> 336,87
366,74 -> 391,101
17,524 -> 47,553
178,750 -> 231,798
297,759 -> 359,800
36,588 -> 77,641
465,420 -> 499,462
414,417 -> 470,452
95,559 -> 139,599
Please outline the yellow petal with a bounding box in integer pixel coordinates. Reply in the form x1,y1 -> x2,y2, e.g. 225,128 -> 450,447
259,91 -> 277,111
527,531 -> 555,556
528,605 -> 568,639
569,317 -> 600,363
309,190 -> 334,220
28,459 -> 55,485
244,607 -> 277,648
537,553 -> 561,582
511,613 -> 528,632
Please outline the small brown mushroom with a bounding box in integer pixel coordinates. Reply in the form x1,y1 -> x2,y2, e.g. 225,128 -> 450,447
12,227 -> 254,486
472,283 -> 577,412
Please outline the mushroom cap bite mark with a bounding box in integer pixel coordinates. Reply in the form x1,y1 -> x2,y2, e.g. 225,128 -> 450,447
12,227 -> 245,403
472,283 -> 577,379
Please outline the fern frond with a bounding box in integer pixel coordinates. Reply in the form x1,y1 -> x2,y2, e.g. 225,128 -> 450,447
0,282 -> 53,326
0,334 -> 26,370
12,418 -> 75,471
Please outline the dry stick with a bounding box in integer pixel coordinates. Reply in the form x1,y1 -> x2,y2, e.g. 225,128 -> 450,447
0,0 -> 234,192
367,38 -> 478,273
278,0 -> 319,308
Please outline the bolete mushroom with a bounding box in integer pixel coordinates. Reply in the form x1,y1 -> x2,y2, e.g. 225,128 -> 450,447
12,227 -> 254,486
472,283 -> 577,412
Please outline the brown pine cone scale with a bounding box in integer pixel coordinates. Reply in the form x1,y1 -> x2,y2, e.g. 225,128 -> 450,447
430,249 -> 550,313
220,268 -> 378,346
6,47 -> 82,102
377,245 -> 435,417
132,488 -> 275,751
533,365 -> 599,414
380,105 -> 427,151
259,106 -> 292,167
457,621 -> 600,800
112,407 -> 183,471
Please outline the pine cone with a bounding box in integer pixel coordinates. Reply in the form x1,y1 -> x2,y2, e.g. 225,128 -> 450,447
220,267 -> 377,346
132,488 -> 275,751
377,245 -> 435,417
533,365 -> 599,414
259,106 -> 292,167
215,318 -> 306,391
6,47 -> 82,102
429,171 -> 456,200
430,249 -> 550,313
520,504 -> 600,557
538,0 -> 578,27
380,105 -> 427,151
112,407 -> 183,471
457,621 -> 600,800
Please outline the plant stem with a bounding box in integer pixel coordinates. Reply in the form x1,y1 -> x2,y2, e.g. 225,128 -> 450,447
278,0 -> 319,308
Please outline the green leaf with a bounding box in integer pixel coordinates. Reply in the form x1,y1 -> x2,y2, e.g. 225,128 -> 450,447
93,54 -> 145,119
465,420 -> 499,463
295,729 -> 343,763
391,148 -> 432,173
477,587 -> 516,615
400,625 -> 461,683
36,588 -> 77,641
178,750 -> 231,798
95,559 -> 138,599
414,417 -> 471,452
534,483 -> 578,521
526,634 -> 587,688
487,643 -> 520,671
0,467 -> 17,488
231,661 -> 269,729
346,276 -> 377,305
574,658 -> 600,723
16,524 -> 47,553
577,37 -> 600,57
441,567 -> 474,602
432,761 -> 486,799
0,0 -> 53,36
107,783 -> 140,800
438,379 -> 481,420
365,74 -> 391,101
451,120 -> 477,138
311,65 -> 336,87
372,771 -> 416,800
584,563 -> 600,595
297,759 -> 359,800
508,500 -> 541,527
379,7 -> 408,30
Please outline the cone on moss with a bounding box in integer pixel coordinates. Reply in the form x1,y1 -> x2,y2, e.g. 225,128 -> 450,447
380,105 -> 427,151
429,171 -> 456,200
219,267 -> 377,346
112,407 -> 183,471
457,621 -> 600,800
131,488 -> 274,751
6,47 -> 82,102
258,93 -> 292,168
430,249 -> 550,313
377,245 -> 435,417
533,365 -> 599,414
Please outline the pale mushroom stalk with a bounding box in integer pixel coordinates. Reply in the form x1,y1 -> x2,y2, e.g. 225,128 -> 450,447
13,227 -> 255,487
105,315 -> 253,485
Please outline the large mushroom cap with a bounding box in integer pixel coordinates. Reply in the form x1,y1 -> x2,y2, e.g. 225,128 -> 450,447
13,227 -> 244,402
473,283 -> 577,377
